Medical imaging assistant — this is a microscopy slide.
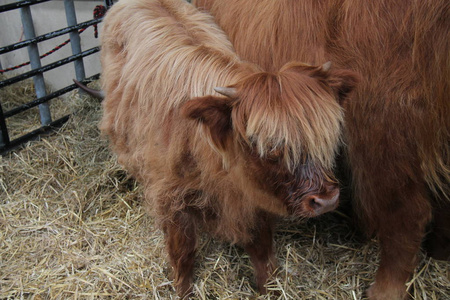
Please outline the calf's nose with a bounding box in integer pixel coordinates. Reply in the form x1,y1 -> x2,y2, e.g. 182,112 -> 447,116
305,191 -> 339,216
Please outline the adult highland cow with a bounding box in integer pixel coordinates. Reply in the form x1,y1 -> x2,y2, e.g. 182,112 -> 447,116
99,0 -> 358,297
194,0 -> 450,299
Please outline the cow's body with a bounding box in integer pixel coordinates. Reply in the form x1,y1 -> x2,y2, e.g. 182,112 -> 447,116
194,0 -> 450,299
99,0 -> 358,297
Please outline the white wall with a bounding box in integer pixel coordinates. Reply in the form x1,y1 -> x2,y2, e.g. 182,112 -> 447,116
0,0 -> 106,92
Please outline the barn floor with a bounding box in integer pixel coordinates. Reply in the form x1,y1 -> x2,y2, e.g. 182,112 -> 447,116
0,83 -> 449,299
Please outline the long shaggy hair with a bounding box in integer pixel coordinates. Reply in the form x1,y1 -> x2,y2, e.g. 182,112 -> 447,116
230,62 -> 346,170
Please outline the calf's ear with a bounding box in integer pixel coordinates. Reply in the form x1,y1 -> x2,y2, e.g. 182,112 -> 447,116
326,69 -> 360,106
181,96 -> 233,152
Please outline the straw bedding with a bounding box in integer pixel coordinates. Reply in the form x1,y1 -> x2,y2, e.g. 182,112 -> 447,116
0,79 -> 449,299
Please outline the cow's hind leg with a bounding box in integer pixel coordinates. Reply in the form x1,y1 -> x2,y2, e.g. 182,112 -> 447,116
244,212 -> 277,294
163,211 -> 197,299
364,185 -> 432,300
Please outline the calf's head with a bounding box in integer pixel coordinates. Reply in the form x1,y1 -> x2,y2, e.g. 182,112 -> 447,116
182,62 -> 358,217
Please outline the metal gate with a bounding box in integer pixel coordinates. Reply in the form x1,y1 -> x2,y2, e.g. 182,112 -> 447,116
0,0 -> 113,155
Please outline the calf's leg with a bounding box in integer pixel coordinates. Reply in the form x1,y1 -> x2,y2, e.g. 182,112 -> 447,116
163,212 -> 197,299
244,213 -> 277,294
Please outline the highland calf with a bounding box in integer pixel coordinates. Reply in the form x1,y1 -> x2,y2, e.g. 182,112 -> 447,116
195,0 -> 450,299
99,0 -> 358,297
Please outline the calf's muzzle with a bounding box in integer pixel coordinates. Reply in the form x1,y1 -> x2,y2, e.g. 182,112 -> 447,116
286,178 -> 340,217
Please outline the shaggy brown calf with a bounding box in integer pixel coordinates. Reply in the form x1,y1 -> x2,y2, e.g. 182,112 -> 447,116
195,0 -> 450,299
99,0 -> 358,297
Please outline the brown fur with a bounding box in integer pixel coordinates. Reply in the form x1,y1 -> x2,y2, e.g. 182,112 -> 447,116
99,0 -> 358,297
197,0 -> 450,299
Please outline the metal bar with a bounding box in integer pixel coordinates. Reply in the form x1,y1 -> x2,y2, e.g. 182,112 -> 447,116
0,0 -> 51,13
20,2 -> 52,125
0,18 -> 102,55
0,47 -> 100,88
0,114 -> 70,155
64,0 -> 86,82
0,102 -> 10,147
4,73 -> 100,118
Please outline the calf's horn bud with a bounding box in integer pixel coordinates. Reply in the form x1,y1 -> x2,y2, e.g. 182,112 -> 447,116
322,61 -> 332,72
214,87 -> 238,98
